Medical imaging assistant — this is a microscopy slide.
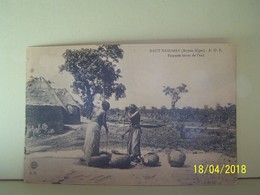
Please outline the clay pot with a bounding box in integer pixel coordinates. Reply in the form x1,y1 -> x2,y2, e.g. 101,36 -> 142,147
88,151 -> 111,168
110,150 -> 131,169
168,149 -> 186,167
142,152 -> 160,167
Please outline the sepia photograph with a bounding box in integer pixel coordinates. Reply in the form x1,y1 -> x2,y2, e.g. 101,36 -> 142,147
24,43 -> 236,185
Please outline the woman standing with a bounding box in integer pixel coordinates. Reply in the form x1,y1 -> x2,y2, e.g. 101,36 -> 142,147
122,104 -> 142,163
81,101 -> 110,165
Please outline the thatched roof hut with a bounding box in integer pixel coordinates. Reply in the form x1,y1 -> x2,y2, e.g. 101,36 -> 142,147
55,88 -> 81,124
26,77 -> 66,132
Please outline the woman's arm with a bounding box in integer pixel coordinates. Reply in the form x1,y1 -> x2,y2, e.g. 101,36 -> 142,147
128,110 -> 139,118
121,128 -> 130,139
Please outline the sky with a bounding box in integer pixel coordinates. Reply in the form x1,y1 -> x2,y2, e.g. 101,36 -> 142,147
26,43 -> 236,109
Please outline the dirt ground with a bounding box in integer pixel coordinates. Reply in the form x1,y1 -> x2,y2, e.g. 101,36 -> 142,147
24,118 -> 237,185
24,146 -> 236,185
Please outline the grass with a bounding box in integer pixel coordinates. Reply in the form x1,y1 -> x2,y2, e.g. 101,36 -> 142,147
26,120 -> 236,157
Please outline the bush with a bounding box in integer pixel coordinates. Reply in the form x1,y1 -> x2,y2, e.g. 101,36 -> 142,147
26,123 -> 55,137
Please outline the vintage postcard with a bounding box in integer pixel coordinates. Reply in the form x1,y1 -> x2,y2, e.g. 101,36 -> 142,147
24,43 -> 237,185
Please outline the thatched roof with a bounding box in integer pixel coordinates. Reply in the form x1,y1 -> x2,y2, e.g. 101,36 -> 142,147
26,77 -> 81,111
26,77 -> 66,109
55,88 -> 80,108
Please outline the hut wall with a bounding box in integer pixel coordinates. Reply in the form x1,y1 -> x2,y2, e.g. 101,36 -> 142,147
26,105 -> 64,132
63,105 -> 81,124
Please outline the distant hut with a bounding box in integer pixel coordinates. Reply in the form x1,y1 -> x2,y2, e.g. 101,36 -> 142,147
55,88 -> 81,124
26,77 -> 66,132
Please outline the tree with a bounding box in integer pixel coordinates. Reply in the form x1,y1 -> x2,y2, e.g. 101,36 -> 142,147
163,84 -> 188,109
226,103 -> 236,127
60,45 -> 126,117
140,106 -> 146,111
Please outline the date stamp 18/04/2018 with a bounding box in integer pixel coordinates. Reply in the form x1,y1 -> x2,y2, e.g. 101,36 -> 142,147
194,164 -> 247,175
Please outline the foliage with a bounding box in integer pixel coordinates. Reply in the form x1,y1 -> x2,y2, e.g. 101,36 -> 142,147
26,123 -> 55,138
163,84 -> 188,109
107,103 -> 236,128
60,45 -> 126,117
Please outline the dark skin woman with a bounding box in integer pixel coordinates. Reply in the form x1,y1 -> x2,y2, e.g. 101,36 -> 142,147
122,104 -> 142,163
81,101 -> 110,165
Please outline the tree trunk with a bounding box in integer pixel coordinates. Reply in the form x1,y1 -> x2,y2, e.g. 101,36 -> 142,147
84,102 -> 94,119
171,101 -> 176,110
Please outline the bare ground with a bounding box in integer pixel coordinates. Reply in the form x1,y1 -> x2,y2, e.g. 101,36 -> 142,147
24,147 -> 236,185
24,119 -> 237,185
